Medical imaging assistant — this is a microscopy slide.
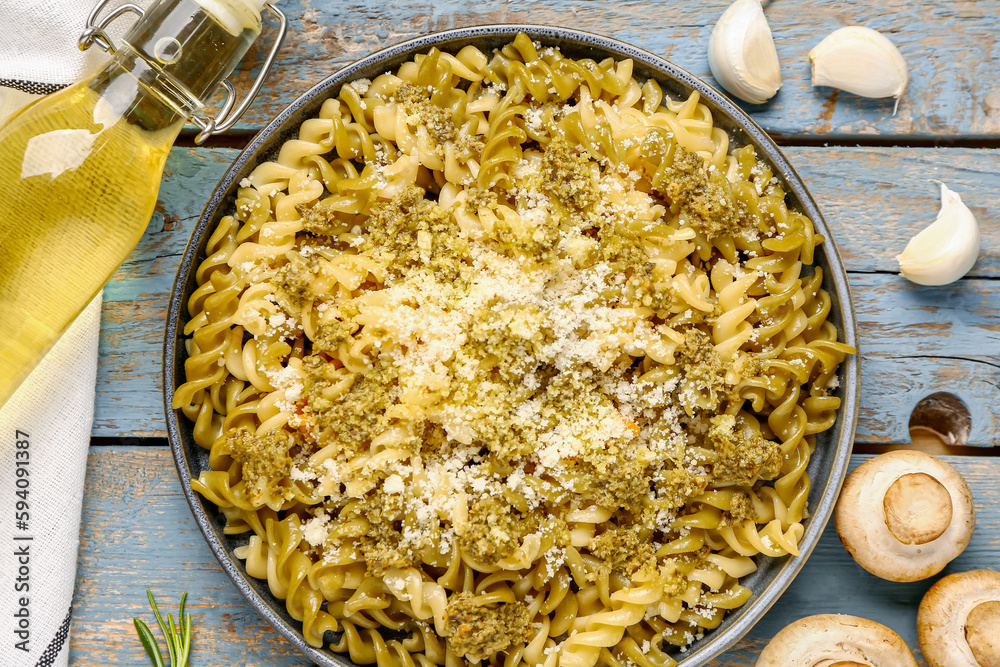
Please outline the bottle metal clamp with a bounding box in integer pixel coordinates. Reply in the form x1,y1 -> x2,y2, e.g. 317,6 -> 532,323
78,0 -> 286,144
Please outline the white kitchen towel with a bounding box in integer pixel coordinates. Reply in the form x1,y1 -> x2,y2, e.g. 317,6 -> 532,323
0,0 -> 145,665
0,295 -> 102,667
0,0 -> 139,97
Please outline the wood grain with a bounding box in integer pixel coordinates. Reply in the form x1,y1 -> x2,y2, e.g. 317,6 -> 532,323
212,0 -> 1000,140
92,146 -> 1000,443
69,447 -> 1000,666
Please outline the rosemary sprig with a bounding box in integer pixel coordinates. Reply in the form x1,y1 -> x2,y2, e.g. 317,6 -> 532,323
133,589 -> 192,667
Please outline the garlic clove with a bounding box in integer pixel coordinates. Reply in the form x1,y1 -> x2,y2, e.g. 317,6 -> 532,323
809,26 -> 909,111
897,184 -> 980,286
708,0 -> 782,105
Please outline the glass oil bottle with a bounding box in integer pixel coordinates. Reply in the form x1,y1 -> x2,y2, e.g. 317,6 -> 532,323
0,0 -> 286,407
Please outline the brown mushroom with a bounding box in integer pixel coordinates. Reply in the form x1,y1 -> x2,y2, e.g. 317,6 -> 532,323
918,569 -> 1000,667
834,450 -> 974,582
756,614 -> 917,666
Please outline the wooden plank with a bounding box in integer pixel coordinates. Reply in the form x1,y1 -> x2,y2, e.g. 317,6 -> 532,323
123,146 -> 1000,278
794,147 -> 1000,277
219,0 -> 1000,139
851,274 -> 1000,446
93,146 -> 1000,439
105,292 -> 1000,446
70,446 -> 1000,666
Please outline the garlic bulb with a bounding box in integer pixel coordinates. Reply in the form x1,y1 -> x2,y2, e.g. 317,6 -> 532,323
708,0 -> 782,105
897,184 -> 979,286
810,27 -> 909,111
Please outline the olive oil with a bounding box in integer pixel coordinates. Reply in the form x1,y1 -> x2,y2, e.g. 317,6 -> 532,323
0,0 -> 279,407
0,80 -> 182,406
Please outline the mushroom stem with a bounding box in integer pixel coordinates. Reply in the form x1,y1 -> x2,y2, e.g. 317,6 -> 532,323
883,472 -> 952,545
966,600 -> 1000,667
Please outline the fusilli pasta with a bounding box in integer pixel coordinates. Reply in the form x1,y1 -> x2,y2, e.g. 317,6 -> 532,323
174,33 -> 853,667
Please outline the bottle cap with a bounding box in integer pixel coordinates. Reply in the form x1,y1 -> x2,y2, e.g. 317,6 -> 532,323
194,0 -> 271,35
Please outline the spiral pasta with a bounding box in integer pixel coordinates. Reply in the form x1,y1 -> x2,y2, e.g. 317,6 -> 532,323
174,33 -> 853,667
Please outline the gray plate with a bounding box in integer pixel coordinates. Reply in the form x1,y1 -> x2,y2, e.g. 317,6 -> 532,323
164,24 -> 860,667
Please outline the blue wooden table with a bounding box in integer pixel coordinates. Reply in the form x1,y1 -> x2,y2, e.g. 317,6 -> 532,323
72,1 -> 1000,664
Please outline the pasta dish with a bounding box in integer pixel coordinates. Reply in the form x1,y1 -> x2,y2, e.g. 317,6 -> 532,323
174,33 -> 853,667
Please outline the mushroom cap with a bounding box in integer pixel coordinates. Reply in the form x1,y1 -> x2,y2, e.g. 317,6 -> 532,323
918,569 -> 1000,667
834,450 -> 974,582
756,614 -> 917,667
